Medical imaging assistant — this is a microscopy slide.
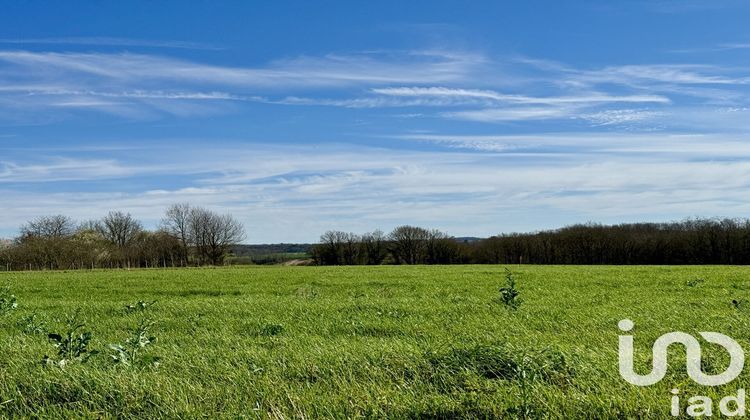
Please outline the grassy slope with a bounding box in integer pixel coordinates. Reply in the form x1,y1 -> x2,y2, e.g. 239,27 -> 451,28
1,265 -> 749,418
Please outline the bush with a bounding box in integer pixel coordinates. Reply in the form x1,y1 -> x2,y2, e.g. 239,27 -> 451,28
0,286 -> 18,316
498,269 -> 522,310
43,309 -> 98,367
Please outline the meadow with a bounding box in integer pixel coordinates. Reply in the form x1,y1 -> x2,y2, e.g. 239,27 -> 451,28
1,265 -> 749,418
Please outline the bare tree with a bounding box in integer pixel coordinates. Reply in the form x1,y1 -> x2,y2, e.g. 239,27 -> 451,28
425,229 -> 461,264
1,204 -> 251,270
189,207 -> 245,265
162,203 -> 192,266
20,215 -> 76,239
313,230 -> 348,265
341,232 -> 360,265
97,211 -> 143,268
15,215 -> 78,270
97,211 -> 143,248
360,230 -> 387,265
132,229 -> 182,269
389,225 -> 430,264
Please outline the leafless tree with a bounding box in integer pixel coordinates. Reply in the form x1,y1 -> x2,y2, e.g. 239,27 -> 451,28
132,229 -> 182,268
77,219 -> 101,232
162,203 -> 192,266
313,230 -> 348,265
1,204 -> 249,270
360,230 -> 387,265
389,225 -> 430,264
188,207 -> 245,265
341,232 -> 360,265
20,215 -> 76,239
97,211 -> 143,248
96,211 -> 143,268
14,215 -> 78,270
425,229 -> 462,264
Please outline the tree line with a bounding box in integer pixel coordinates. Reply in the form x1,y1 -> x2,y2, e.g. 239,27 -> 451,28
0,204 -> 245,271
5,216 -> 750,269
313,218 -> 750,265
311,226 -> 470,266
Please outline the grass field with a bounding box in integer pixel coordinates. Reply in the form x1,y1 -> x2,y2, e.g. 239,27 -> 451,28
1,265 -> 749,418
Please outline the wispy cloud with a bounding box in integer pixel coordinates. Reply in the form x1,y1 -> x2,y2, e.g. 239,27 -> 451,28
0,49 -> 481,87
0,37 -> 223,50
577,64 -> 748,86
0,157 -> 137,182
592,0 -> 747,15
272,95 -> 467,108
397,132 -> 750,157
442,106 -> 576,122
0,49 -> 486,119
272,85 -> 670,124
578,109 -> 663,127
517,56 -> 750,102
669,42 -> 750,54
371,86 -> 670,104
718,42 -> 750,51
0,47 -> 747,128
4,136 -> 750,241
5,88 -> 259,101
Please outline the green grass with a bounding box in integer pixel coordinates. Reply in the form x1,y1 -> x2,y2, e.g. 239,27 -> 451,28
1,265 -> 749,418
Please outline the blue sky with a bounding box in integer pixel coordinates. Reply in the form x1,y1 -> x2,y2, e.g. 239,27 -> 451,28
2,1 -> 750,243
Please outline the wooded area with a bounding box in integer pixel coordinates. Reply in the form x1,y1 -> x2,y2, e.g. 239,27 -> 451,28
5,216 -> 750,270
312,218 -> 750,265
0,204 -> 244,270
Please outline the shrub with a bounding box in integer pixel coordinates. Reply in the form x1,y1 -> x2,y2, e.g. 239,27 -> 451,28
0,286 -> 18,316
109,318 -> 159,367
498,268 -> 522,309
43,309 -> 98,367
124,300 -> 157,313
18,312 -> 47,334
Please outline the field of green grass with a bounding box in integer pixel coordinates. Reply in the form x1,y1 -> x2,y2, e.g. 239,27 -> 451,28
1,265 -> 749,418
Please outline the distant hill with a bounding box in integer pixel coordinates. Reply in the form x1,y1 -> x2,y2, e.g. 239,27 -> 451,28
233,237 -> 483,257
232,243 -> 313,257
454,237 -> 483,244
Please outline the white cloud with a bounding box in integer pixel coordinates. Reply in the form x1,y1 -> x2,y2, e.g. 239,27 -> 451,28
0,37 -> 222,50
0,49 -> 481,88
273,95 -> 468,108
0,47 -> 747,129
578,64 -> 747,85
0,157 -> 137,182
719,43 -> 750,50
397,132 -> 750,157
442,106 -> 576,122
578,109 -> 663,126
3,45 -> 750,242
0,49 -> 487,118
4,136 -> 750,241
371,86 -> 670,104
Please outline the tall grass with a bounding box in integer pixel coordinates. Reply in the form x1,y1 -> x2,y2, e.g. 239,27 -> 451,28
0,265 -> 747,417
